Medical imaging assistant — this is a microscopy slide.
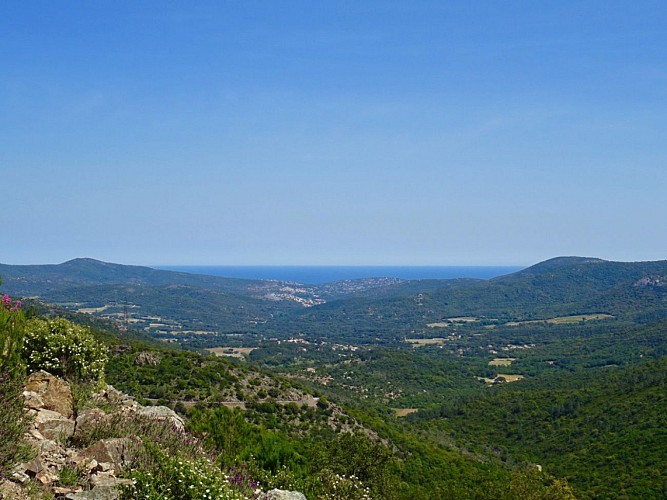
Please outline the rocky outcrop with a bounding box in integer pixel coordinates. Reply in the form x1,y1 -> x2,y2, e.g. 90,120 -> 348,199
25,371 -> 74,419
33,408 -> 76,442
259,489 -> 308,500
133,351 -> 161,366
10,375 -> 141,499
79,438 -> 139,469
134,405 -> 184,431
7,372 -> 307,500
74,408 -> 108,438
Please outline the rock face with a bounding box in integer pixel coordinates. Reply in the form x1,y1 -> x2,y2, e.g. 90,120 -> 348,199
80,438 -> 139,469
74,408 -> 108,437
134,405 -> 185,431
10,375 -> 140,500
33,408 -> 76,441
259,489 -> 308,500
25,370 -> 74,419
133,351 -> 161,366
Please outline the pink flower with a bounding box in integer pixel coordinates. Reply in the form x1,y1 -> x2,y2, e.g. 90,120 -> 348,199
14,300 -> 21,310
2,294 -> 11,307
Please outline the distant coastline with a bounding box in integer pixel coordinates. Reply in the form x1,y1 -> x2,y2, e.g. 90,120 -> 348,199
155,265 -> 525,284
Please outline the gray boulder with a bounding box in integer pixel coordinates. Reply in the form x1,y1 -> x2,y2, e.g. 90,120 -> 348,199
134,405 -> 184,431
258,489 -> 308,500
80,438 -> 139,471
34,408 -> 75,442
75,407 -> 108,438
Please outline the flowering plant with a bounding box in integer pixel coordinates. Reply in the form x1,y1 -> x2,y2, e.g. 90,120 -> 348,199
0,282 -> 31,477
23,317 -> 108,384
123,442 -> 257,499
0,289 -> 25,375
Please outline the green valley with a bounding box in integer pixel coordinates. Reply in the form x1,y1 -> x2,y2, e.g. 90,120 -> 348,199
1,256 -> 667,498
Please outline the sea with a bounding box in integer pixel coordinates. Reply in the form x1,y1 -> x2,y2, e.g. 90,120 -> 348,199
156,266 -> 524,285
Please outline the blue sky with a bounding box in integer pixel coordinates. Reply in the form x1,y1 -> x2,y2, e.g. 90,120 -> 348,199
2,1 -> 666,265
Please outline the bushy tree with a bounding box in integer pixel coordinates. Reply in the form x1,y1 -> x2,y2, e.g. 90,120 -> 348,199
23,317 -> 108,384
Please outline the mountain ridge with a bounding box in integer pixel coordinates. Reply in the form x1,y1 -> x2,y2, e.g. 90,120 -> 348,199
3,255 -> 667,342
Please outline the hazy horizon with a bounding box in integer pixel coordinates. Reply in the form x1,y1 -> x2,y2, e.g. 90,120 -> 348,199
4,253 -> 667,268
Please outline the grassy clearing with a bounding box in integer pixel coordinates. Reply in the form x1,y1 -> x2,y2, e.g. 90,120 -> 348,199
206,347 -> 256,358
505,314 -> 614,327
478,374 -> 525,384
77,305 -> 110,314
548,314 -> 614,324
393,408 -> 418,417
405,338 -> 447,347
447,316 -> 479,322
427,317 -> 480,328
489,358 -> 516,366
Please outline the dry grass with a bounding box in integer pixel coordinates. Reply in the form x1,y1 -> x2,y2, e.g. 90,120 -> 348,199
405,338 -> 447,347
547,314 -> 614,324
488,358 -> 516,366
206,347 -> 256,358
447,316 -> 479,322
427,317 -> 480,328
505,314 -> 614,327
393,408 -> 418,418
477,374 -> 525,384
77,305 -> 109,314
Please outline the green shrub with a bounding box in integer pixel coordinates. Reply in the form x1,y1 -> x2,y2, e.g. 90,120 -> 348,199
58,464 -> 83,487
71,411 -> 204,458
0,289 -> 32,476
23,317 -> 108,383
309,470 -> 373,500
0,291 -> 25,374
122,442 -> 255,500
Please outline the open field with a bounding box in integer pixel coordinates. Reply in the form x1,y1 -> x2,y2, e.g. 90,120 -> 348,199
394,408 -> 418,417
405,338 -> 447,347
489,358 -> 516,366
478,374 -> 525,384
505,314 -> 614,327
78,305 -> 110,314
206,347 -> 257,358
427,317 -> 481,328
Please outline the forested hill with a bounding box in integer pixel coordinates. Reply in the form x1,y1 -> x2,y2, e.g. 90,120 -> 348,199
0,258 -> 401,303
0,258 -> 408,335
473,256 -> 667,319
274,257 -> 667,340
0,258 -> 267,295
2,256 -> 667,342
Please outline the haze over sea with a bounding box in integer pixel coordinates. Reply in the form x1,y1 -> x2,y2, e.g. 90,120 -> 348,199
157,266 -> 524,285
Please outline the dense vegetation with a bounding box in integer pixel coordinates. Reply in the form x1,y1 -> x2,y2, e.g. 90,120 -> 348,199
2,257 -> 667,498
413,358 -> 667,498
